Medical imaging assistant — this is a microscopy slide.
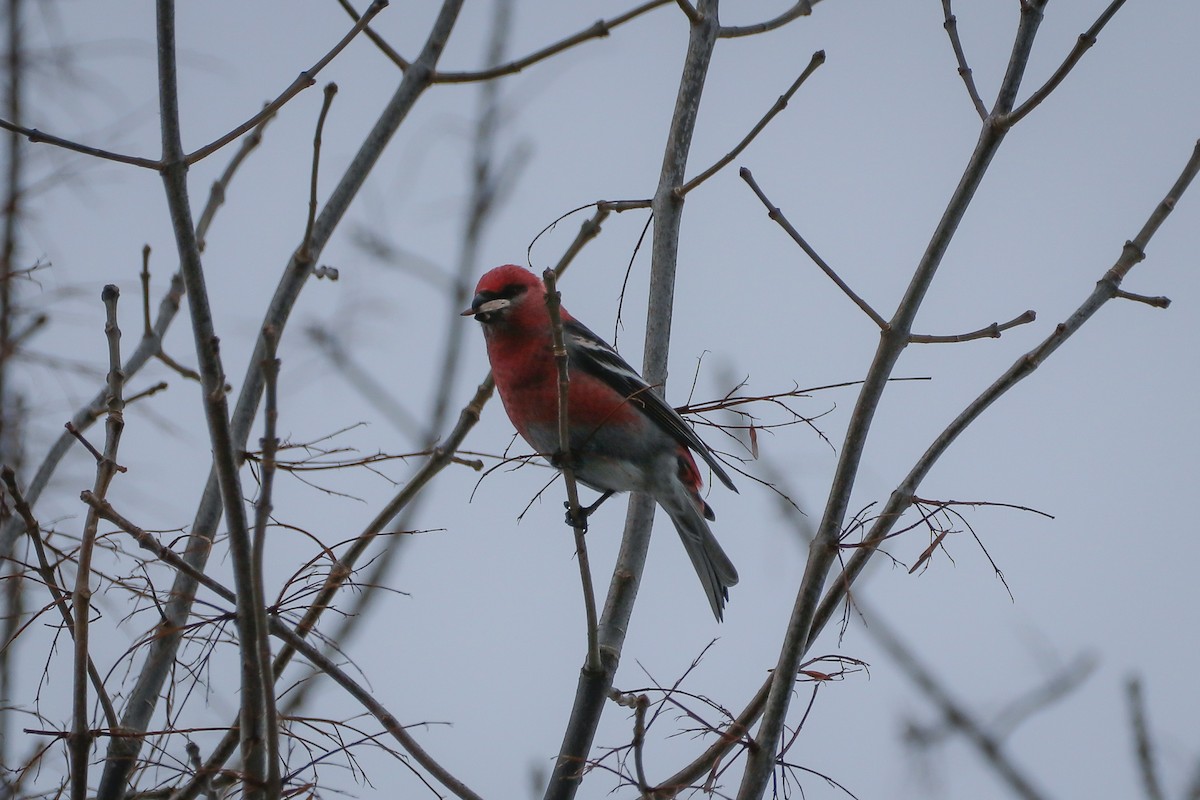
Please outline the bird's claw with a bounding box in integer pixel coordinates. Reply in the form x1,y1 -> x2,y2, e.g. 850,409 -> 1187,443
564,502 -> 590,532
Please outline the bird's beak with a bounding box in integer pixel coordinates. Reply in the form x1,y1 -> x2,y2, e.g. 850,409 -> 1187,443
461,296 -> 511,320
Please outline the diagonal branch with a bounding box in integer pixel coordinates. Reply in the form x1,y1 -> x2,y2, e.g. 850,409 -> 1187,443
679,50 -> 824,196
183,0 -> 386,165
741,167 -> 887,329
1005,0 -> 1128,127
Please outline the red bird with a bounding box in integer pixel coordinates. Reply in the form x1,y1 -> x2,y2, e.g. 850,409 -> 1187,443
463,264 -> 738,620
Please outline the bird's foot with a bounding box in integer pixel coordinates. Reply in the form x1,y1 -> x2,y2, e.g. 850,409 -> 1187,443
563,490 -> 614,532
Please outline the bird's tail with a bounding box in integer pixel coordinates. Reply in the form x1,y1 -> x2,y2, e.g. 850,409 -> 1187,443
660,486 -> 739,622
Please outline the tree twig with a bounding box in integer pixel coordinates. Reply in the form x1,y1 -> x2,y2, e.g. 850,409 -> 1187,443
909,309 -> 1036,344
183,0 -> 386,165
941,0 -> 988,120
741,167 -> 887,329
1005,0 -> 1128,127
252,324 -> 282,798
543,269 -> 601,673
70,285 -> 125,800
679,50 -> 824,196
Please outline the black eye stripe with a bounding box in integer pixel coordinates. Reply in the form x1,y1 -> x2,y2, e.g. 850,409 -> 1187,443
477,283 -> 528,304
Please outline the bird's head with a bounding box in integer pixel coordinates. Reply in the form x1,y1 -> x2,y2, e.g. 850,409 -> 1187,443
461,264 -> 544,325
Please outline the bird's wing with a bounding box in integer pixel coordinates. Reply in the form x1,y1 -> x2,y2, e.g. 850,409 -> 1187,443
564,318 -> 737,491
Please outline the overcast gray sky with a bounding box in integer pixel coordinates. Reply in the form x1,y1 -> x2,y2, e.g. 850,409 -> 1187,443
7,2 -> 1200,799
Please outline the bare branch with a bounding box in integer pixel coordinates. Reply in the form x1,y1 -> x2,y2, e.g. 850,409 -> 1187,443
679,50 -> 824,196
719,1 -> 817,38
673,0 -> 701,25
70,285 -> 126,800
738,5 -> 1056,795
183,0 -> 386,165
333,0 -> 407,68
547,2 -> 720,797
941,0 -> 988,120
740,167 -> 887,329
252,324 -> 282,798
542,269 -> 601,672
1115,289 -> 1170,308
0,116 -> 158,168
909,309 -> 1036,344
300,83 -> 339,263
431,1 -> 670,83
1005,0 -> 1128,127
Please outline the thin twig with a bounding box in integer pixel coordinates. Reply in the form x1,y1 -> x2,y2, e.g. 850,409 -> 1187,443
300,83 -> 338,263
741,167 -> 887,329
941,0 -> 988,120
194,111 -> 275,254
432,1 -> 670,83
1114,289 -> 1170,308
679,51 -> 824,196
673,0 -> 701,25
183,0 -> 386,164
70,285 -> 125,800
252,324 -> 282,798
543,269 -> 601,673
719,0 -> 818,38
0,116 -> 159,168
632,694 -> 651,791
140,245 -> 152,337
334,0 -> 409,68
909,309 -> 1036,344
1005,0 -> 1128,127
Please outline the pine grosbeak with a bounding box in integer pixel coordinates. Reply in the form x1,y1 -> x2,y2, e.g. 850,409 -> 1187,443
463,264 -> 739,620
